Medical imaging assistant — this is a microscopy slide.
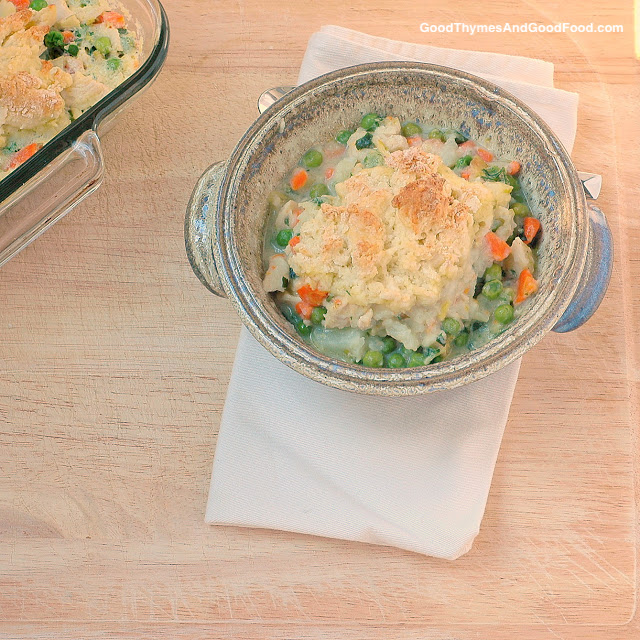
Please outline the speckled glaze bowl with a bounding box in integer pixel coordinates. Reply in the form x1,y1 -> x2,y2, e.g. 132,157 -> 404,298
185,62 -> 612,396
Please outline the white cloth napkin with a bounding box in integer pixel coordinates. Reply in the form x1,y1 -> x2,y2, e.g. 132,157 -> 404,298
206,27 -> 579,560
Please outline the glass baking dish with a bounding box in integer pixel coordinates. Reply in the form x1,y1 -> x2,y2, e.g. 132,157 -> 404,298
0,0 -> 169,268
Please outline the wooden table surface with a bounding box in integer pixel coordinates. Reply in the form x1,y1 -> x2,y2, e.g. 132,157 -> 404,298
1,1 -> 639,638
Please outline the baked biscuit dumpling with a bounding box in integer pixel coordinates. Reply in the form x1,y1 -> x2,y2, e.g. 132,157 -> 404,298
286,148 -> 496,348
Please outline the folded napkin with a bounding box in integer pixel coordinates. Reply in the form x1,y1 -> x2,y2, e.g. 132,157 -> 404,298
206,27 -> 579,560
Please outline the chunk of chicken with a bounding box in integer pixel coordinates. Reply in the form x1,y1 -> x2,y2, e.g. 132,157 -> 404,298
263,254 -> 290,292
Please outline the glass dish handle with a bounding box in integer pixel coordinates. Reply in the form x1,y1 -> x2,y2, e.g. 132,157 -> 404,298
184,161 -> 228,297
0,130 -> 104,268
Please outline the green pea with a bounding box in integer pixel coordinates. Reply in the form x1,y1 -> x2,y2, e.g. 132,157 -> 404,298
360,113 -> 381,131
484,263 -> 503,281
296,320 -> 312,337
336,129 -> 354,145
44,30 -> 64,48
310,306 -> 326,325
494,304 -> 515,324
94,36 -> 112,56
401,122 -> 422,137
454,332 -> 469,347
482,279 -> 504,300
107,58 -> 121,71
302,149 -> 323,168
309,183 -> 329,198
442,317 -> 461,335
275,229 -> 293,247
381,336 -> 396,354
30,0 -> 48,10
386,353 -> 406,368
454,155 -> 473,169
428,129 -> 446,142
512,202 -> 530,217
355,133 -> 373,150
363,153 -> 383,168
407,352 -> 425,367
67,43 -> 79,57
363,350 -> 384,368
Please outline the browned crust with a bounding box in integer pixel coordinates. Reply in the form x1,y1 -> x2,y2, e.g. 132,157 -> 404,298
0,9 -> 34,45
321,203 -> 385,277
385,147 -> 441,175
0,71 -> 65,128
391,175 -> 450,234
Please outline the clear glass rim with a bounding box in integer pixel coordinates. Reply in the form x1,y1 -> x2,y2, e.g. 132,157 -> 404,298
0,0 -> 170,204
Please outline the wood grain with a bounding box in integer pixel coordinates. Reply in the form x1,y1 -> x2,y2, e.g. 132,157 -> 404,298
0,0 -> 638,638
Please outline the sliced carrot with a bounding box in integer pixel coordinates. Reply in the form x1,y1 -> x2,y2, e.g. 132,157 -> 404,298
297,284 -> 328,307
477,147 -> 494,162
515,268 -> 539,304
461,168 -> 471,180
62,30 -> 75,43
523,217 -> 541,245
8,0 -> 30,9
288,235 -> 300,248
95,11 -> 126,28
506,160 -> 521,176
7,143 -> 41,170
407,135 -> 422,147
289,168 -> 308,191
458,140 -> 476,152
295,301 -> 314,320
485,231 -> 511,261
324,167 -> 334,180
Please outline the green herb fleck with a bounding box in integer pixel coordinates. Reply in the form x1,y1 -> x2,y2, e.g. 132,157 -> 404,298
355,133 -> 373,150
481,166 -> 509,183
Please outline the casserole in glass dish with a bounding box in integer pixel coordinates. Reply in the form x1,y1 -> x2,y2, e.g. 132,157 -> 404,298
0,0 -> 169,267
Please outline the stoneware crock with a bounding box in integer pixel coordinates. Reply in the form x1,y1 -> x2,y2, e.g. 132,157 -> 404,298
185,62 -> 613,396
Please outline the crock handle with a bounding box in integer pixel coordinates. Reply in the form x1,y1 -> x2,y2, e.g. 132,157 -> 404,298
552,204 -> 613,333
184,160 -> 228,297
257,86 -> 295,114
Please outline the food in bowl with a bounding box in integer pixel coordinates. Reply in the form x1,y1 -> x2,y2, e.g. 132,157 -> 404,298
0,0 -> 140,180
262,113 -> 542,367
